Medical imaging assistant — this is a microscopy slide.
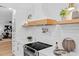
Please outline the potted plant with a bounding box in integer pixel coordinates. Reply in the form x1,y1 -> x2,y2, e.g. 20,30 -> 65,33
60,8 -> 69,20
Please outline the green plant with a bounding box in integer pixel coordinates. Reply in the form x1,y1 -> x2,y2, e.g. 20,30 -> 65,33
60,9 -> 69,17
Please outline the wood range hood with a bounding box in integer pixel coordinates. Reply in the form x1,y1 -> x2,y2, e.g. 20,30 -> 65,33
23,18 -> 79,27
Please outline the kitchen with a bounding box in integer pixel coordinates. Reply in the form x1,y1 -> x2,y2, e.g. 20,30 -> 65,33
0,3 -> 79,56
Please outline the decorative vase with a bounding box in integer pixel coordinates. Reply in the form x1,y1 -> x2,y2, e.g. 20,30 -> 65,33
62,37 -> 76,52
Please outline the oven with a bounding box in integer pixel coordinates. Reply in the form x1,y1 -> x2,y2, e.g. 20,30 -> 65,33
24,45 -> 39,56
24,42 -> 52,56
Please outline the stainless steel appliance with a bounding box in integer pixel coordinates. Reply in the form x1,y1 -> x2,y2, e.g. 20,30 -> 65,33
24,42 -> 52,56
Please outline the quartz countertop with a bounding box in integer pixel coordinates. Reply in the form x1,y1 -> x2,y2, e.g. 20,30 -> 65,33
39,46 -> 55,56
39,45 -> 77,56
39,46 -> 68,56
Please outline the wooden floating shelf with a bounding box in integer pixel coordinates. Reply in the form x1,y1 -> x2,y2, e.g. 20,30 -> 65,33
23,19 -> 57,27
23,19 -> 79,27
58,19 -> 79,24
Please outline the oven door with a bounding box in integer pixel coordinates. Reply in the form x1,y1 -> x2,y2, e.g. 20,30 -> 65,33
24,45 -> 39,56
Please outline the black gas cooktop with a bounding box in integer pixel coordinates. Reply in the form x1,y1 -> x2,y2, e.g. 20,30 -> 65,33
26,42 -> 52,51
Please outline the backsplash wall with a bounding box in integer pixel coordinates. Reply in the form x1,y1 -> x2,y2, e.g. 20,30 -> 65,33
25,24 -> 79,56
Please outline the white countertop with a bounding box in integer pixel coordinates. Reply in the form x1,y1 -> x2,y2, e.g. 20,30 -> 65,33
39,46 -> 68,56
39,46 -> 78,56
39,46 -> 55,56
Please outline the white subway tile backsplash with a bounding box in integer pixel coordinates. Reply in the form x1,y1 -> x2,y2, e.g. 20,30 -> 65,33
23,24 -> 79,56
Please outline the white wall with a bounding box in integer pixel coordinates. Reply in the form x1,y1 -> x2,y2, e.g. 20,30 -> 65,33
0,7 -> 12,35
1,3 -> 79,56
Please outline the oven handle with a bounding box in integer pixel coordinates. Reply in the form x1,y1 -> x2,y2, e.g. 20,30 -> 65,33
26,45 -> 37,51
